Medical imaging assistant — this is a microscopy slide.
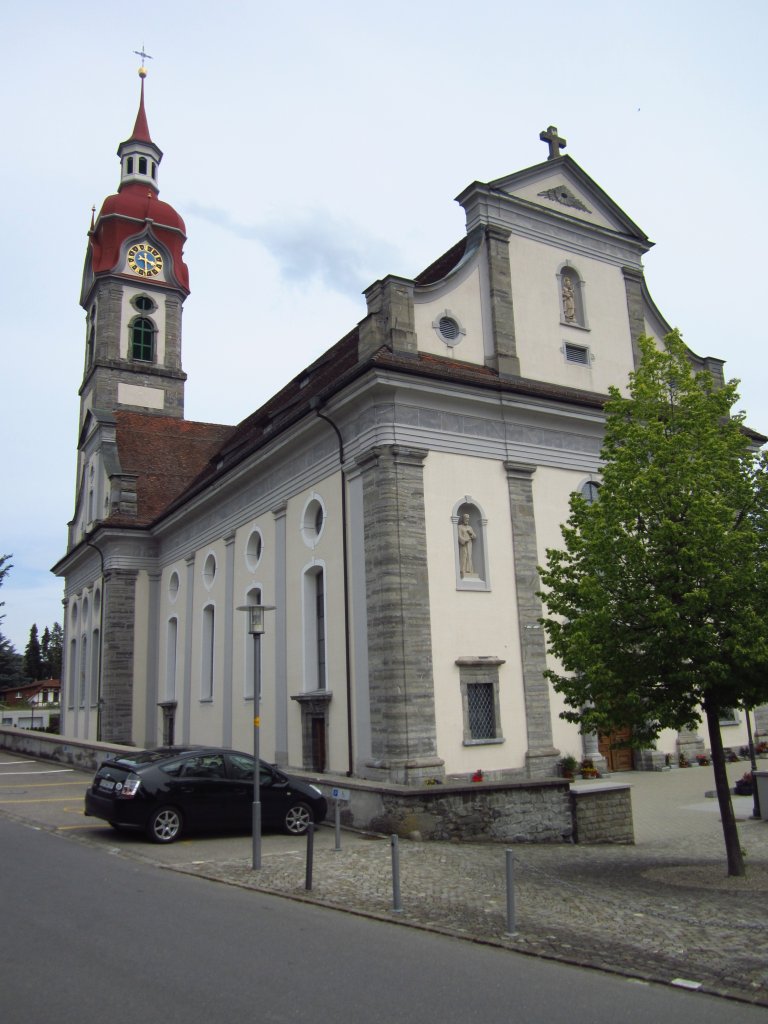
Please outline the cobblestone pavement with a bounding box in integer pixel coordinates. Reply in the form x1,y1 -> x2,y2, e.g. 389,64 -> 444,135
170,765 -> 768,1008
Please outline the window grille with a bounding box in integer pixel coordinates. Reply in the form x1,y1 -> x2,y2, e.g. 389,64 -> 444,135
468,683 -> 495,739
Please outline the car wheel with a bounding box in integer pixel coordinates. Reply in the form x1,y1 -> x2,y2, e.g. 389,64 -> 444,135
283,801 -> 314,835
146,806 -> 183,844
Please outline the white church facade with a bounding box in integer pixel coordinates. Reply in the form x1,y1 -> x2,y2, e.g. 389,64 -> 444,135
54,75 -> 766,782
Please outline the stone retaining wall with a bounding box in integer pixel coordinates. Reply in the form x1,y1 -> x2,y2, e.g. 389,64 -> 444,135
0,726 -> 131,771
570,784 -> 634,844
0,727 -> 633,844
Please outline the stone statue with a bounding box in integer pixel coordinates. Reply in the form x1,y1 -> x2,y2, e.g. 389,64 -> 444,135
562,276 -> 576,322
458,513 -> 477,577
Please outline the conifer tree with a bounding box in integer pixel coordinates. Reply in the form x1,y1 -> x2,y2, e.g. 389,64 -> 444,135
23,624 -> 43,681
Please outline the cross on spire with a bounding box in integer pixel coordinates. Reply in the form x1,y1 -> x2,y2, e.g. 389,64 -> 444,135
539,125 -> 567,160
134,45 -> 153,76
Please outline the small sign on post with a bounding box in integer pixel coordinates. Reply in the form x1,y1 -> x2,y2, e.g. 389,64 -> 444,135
331,787 -> 350,851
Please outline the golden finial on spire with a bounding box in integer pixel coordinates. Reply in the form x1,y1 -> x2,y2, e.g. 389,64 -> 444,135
133,46 -> 153,79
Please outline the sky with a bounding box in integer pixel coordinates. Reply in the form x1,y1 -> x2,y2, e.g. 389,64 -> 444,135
2,0 -> 767,653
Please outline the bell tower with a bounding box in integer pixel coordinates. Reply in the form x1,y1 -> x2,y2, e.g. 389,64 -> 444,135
79,63 -> 189,431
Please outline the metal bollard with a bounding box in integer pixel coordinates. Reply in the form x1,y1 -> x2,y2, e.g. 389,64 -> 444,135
505,849 -> 517,936
390,834 -> 403,913
305,822 -> 314,891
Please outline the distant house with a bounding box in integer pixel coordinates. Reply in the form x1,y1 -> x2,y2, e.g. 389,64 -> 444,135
0,679 -> 61,730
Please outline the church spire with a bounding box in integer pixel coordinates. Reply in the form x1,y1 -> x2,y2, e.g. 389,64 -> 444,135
130,68 -> 152,144
117,62 -> 163,194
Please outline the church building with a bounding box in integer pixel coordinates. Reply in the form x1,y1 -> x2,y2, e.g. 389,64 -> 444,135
54,69 -> 764,782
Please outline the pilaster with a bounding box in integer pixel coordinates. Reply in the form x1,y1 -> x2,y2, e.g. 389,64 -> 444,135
485,225 -> 520,377
621,266 -> 645,370
358,276 -> 417,361
100,568 -> 138,744
357,445 -> 444,783
505,462 -> 559,777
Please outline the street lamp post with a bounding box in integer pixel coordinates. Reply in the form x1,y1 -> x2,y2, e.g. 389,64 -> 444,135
744,704 -> 762,820
238,603 -> 274,870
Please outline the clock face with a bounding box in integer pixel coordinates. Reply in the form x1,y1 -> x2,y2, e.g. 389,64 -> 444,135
127,243 -> 164,277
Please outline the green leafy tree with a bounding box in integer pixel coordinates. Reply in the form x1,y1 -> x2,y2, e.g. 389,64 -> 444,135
24,623 -> 42,680
539,332 -> 768,877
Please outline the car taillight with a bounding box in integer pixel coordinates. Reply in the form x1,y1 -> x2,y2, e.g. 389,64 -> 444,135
116,775 -> 141,799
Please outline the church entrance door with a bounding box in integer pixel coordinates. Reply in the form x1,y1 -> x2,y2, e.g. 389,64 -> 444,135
599,725 -> 634,771
311,716 -> 326,773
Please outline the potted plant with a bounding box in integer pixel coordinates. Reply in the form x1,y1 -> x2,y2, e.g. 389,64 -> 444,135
735,771 -> 754,796
695,752 -> 710,766
580,757 -> 600,779
558,754 -> 578,780
678,753 -> 690,767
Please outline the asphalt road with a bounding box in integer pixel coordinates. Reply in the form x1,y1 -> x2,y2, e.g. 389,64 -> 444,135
2,752 -> 768,1022
4,813 -> 768,1024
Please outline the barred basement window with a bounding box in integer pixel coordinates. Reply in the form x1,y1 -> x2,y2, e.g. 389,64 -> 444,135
458,657 -> 505,745
468,683 -> 495,740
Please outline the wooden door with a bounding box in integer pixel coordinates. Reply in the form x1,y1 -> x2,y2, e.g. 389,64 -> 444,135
599,725 -> 634,771
311,716 -> 326,773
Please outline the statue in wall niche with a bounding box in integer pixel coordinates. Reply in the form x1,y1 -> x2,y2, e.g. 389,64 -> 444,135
562,276 -> 576,322
458,513 -> 477,577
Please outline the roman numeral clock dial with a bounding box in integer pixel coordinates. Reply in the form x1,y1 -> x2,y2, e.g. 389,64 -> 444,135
127,243 -> 163,277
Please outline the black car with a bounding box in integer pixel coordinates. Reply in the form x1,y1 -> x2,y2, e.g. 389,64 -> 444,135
84,746 -> 327,843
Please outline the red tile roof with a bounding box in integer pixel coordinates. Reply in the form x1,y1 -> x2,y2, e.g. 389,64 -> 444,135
107,412 -> 233,526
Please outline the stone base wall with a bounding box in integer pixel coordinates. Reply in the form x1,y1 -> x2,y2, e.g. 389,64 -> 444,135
0,726 -> 133,772
634,748 -> 668,771
0,728 -> 633,844
368,781 -> 573,842
570,785 -> 634,844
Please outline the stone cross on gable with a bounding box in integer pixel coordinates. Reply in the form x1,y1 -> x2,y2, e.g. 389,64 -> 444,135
539,125 -> 567,160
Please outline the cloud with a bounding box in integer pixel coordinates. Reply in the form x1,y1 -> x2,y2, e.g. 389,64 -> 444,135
186,203 -> 398,295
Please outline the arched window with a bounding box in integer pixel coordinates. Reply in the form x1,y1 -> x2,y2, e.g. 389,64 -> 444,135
303,565 -> 326,691
166,618 -> 178,700
558,265 -> 587,328
201,605 -> 215,701
79,635 -> 88,709
90,628 -> 100,706
131,317 -> 155,361
580,480 -> 601,505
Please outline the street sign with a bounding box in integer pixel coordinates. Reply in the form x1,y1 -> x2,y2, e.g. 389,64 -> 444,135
331,787 -> 350,801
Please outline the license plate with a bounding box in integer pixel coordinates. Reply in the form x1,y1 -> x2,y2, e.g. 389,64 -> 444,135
98,778 -> 116,792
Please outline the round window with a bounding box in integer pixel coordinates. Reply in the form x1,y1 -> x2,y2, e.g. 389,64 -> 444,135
133,294 -> 156,313
432,311 -> 465,347
202,553 -> 217,588
169,571 -> 180,601
301,497 -> 325,547
438,316 -> 460,341
246,530 -> 263,571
